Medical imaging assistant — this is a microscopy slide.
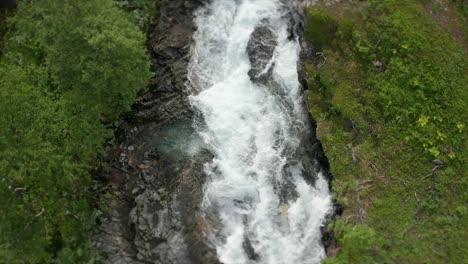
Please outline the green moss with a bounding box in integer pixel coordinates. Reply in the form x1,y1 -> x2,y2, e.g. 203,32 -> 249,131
305,0 -> 467,263
305,11 -> 339,50
324,220 -> 391,264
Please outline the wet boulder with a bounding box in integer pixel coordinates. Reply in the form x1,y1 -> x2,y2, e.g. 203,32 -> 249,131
247,25 -> 278,83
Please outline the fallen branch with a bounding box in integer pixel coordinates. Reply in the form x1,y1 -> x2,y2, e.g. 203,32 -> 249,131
422,172 -> 434,179
35,208 -> 46,218
14,187 -> 27,193
358,180 -> 374,186
414,192 -> 420,204
315,52 -> 327,68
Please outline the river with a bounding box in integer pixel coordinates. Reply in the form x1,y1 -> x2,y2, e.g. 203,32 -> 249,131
187,0 -> 332,263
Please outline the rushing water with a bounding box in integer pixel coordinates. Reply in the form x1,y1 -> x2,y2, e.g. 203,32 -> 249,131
187,0 -> 332,263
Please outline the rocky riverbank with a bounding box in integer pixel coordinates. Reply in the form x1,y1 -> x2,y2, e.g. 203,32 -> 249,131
93,1 -> 214,263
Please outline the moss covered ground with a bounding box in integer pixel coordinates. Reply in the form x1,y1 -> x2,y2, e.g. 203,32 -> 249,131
303,0 -> 467,263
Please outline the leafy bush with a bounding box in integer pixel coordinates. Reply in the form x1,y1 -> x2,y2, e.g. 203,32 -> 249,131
324,220 -> 390,264
6,0 -> 151,120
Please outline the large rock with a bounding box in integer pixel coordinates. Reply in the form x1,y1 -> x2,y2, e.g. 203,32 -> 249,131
247,25 -> 278,83
134,0 -> 205,125
128,149 -> 218,264
93,0 -> 219,263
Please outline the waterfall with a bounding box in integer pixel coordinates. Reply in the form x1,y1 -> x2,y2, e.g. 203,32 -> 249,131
187,0 -> 332,263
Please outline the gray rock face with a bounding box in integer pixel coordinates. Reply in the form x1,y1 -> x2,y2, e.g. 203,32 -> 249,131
134,0 -> 205,124
247,25 -> 278,83
126,149 -> 217,264
93,1 -> 219,263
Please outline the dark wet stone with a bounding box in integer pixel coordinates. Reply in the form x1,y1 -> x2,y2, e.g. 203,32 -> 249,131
247,25 -> 278,83
93,1 -> 217,263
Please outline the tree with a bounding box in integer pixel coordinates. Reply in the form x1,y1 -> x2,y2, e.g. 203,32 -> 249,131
0,0 -> 150,261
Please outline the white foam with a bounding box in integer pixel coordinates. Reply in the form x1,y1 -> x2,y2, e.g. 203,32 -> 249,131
187,1 -> 332,263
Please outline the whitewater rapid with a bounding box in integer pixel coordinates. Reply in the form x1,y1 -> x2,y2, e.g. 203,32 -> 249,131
187,0 -> 332,263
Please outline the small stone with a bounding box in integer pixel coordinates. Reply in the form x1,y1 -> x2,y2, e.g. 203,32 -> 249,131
373,60 -> 383,68
138,164 -> 150,169
128,146 -> 135,151
132,187 -> 141,195
152,193 -> 161,201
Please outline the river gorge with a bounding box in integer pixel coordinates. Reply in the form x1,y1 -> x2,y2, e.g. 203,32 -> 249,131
94,0 -> 335,263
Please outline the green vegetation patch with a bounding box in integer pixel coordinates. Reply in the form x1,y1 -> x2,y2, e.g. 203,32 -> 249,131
0,0 -> 150,262
117,0 -> 161,32
0,4 -> 14,53
304,0 -> 467,263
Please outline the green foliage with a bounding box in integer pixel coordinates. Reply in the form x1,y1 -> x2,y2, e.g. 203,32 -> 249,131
117,0 -> 161,31
305,0 -> 467,263
0,6 -> 12,52
7,0 -> 150,120
0,0 -> 150,262
304,11 -> 338,50
450,0 -> 468,17
309,0 -> 466,160
363,0 -> 467,160
324,220 -> 390,264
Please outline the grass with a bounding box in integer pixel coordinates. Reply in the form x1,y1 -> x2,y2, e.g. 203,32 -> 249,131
303,0 -> 467,263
